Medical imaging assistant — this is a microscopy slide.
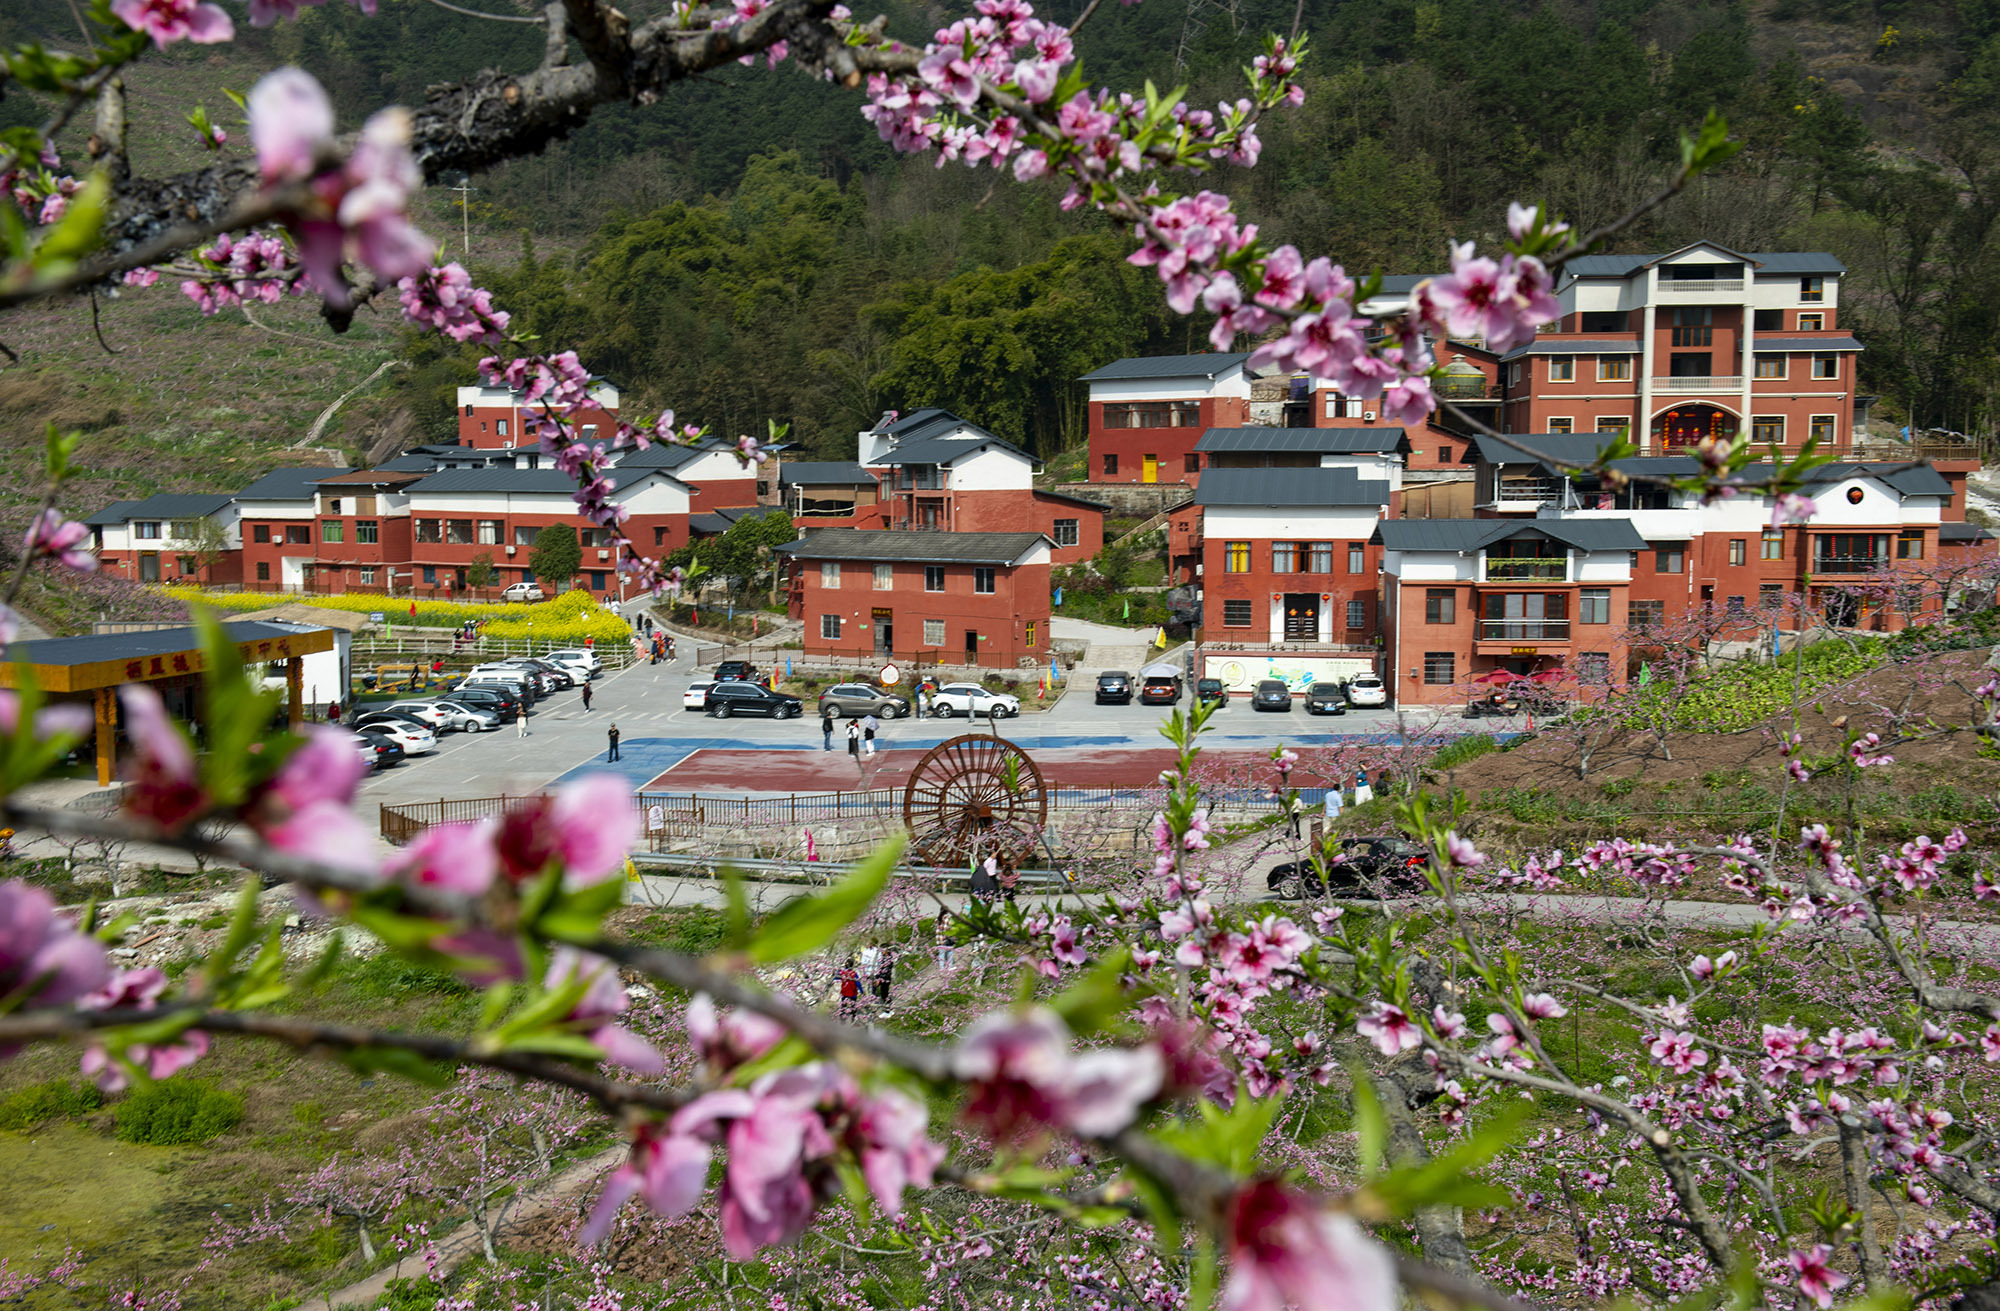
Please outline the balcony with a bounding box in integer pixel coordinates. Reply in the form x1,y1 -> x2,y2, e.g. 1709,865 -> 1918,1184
1491,478 -> 1566,506
1813,554 -> 1889,576
1482,558 -> 1569,582
1660,280 -> 1745,293
1479,621 -> 1571,641
1652,375 -> 1744,394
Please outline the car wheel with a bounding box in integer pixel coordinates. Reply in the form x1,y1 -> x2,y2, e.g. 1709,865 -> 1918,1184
1273,870 -> 1304,900
937,703 -> 954,717
715,704 -> 732,719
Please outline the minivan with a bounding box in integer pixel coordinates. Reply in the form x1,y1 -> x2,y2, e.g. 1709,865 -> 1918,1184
459,670 -> 537,703
1095,672 -> 1133,705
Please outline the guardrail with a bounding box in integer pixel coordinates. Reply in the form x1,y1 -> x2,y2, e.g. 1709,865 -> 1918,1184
632,851 -> 1077,890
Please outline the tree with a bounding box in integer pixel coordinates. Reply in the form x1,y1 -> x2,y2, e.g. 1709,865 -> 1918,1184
466,552 -> 498,590
528,525 -> 579,592
180,518 -> 232,583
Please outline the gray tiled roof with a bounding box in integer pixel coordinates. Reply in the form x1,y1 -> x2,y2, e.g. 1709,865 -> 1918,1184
780,462 -> 877,486
879,408 -> 965,441
1562,249 -> 1846,278
1191,467 -> 1393,508
85,493 -> 235,523
1078,353 -> 1250,382
3,620 -> 310,667
868,433 -> 1035,468
375,454 -> 439,472
1461,433 -> 1628,467
1753,336 -> 1865,352
1800,462 -> 1953,497
1195,427 -> 1412,455
84,500 -> 141,526
690,505 -> 791,535
1498,337 -> 1642,360
615,439 -> 731,471
238,466 -> 353,500
775,529 -> 1049,565
1940,522 -> 1994,542
1373,518 -> 1647,553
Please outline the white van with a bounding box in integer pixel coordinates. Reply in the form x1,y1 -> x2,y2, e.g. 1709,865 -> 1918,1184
459,669 -> 537,702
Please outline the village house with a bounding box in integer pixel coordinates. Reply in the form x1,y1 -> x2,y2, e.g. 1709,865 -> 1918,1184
1079,353 -> 1251,484
86,493 -> 242,585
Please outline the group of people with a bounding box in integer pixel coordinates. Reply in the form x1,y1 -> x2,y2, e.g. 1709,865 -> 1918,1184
823,710 -> 881,758
837,940 -> 898,1020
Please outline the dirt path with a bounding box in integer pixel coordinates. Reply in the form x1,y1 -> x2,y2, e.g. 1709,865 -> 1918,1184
297,1146 -> 621,1311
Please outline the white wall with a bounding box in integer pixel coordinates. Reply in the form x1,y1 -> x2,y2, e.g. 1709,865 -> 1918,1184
1574,550 -> 1636,582
949,447 -> 1034,492
1382,552 -> 1477,583
1808,479 -> 1940,526
1087,364 -> 1249,404
237,498 -> 316,520
1203,506 -> 1385,541
1318,452 -> 1404,493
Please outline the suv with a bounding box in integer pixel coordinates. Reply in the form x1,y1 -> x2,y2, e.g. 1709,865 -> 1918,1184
446,685 -> 522,719
714,660 -> 768,688
931,683 -> 1020,718
502,581 -> 545,603
1139,673 -> 1182,705
706,682 -> 803,719
1095,672 -> 1133,705
1195,678 -> 1227,707
818,684 -> 910,718
1267,838 -> 1431,899
1304,682 -> 1348,716
1252,679 -> 1292,711
1345,675 -> 1388,708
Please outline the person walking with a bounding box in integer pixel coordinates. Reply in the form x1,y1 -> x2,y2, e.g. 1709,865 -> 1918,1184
581,681 -> 594,712
862,712 -> 879,757
326,699 -> 341,724
846,718 -> 861,761
857,942 -> 881,1003
916,685 -> 930,719
873,940 -> 897,1013
822,707 -> 836,751
837,956 -> 862,1022
606,722 -> 621,761
1286,792 -> 1306,839
935,911 -> 956,970
516,706 -> 530,738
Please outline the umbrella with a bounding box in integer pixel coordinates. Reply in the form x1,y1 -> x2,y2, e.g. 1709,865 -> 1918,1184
1528,668 -> 1565,684
1469,669 -> 1517,685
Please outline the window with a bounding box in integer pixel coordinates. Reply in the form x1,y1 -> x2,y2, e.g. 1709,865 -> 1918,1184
1797,312 -> 1824,332
1308,542 -> 1333,573
1576,652 -> 1611,684
1671,307 -> 1713,346
422,566 -> 437,584
1630,550 -> 1641,571
1812,354 -> 1839,380
1272,542 -> 1296,573
446,519 -> 474,544
1754,354 -> 1787,379
1800,276 -> 1825,303
476,519 -> 501,545
1810,415 -> 1836,444
1222,599 -> 1253,627
250,524 -> 270,543
1348,543 -> 1366,574
1546,417 -> 1574,434
1184,454 -> 1200,474
1597,357 -> 1632,381
1760,583 -> 1784,605
1898,530 -> 1926,560
1597,417 -> 1631,437
1225,541 -> 1250,573
1439,445 -> 1453,463
496,419 -> 509,437
255,562 -> 270,581
136,521 -> 161,540
464,404 -> 474,416
1102,454 -> 1118,476
1630,599 -> 1665,627
177,555 -> 196,574
1726,595 -> 1746,615
1728,538 -> 1746,567
1103,401 -> 1201,428
1025,621 -> 1037,646
1580,588 -> 1611,624
822,562 -> 841,588
974,567 -> 995,594
1481,592 -> 1568,639
1328,395 -> 1365,419
286,524 -> 312,545
1052,519 -> 1079,547
1762,531 -> 1784,560
874,563 -> 894,590
515,525 -> 537,546
1656,548 -> 1685,574
318,500 -> 340,518
1423,652 -> 1456,685
356,520 -> 379,544
1754,309 -> 1782,331
654,527 -> 669,547
360,567 -> 376,585
924,566 -> 945,592
1547,356 -> 1574,381
321,520 -> 345,543
1425,589 -> 1456,624
923,619 -> 945,645
821,615 -> 842,640
1347,600 -> 1366,629
590,571 -> 607,590
1509,363 -> 1522,386
1580,310 -> 1627,333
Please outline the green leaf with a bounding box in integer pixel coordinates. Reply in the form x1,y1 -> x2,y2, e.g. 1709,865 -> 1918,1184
1185,1234 -> 1218,1311
1351,1070 -> 1387,1179
1048,947 -> 1138,1037
204,872 -> 266,989
1368,1102 -> 1528,1215
1153,1091 -> 1279,1176
536,874 -> 626,941
747,832 -> 903,964
722,871 -> 751,950
43,421 -> 79,482
498,1031 -> 617,1062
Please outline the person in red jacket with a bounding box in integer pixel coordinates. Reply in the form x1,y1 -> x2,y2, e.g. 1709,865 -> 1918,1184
837,956 -> 862,1022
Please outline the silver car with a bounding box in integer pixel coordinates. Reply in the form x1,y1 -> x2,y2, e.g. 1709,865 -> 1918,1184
430,700 -> 502,733
817,683 -> 911,718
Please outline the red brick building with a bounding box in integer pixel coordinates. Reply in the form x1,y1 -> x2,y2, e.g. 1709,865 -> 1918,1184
1079,354 -> 1250,484
234,467 -> 351,591
776,529 -> 1052,667
288,469 -> 424,594
457,381 -> 621,451
85,494 -> 241,585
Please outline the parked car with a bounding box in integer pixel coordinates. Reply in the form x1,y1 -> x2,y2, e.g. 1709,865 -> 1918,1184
502,581 -> 545,603
713,660 -> 769,687
459,670 -> 538,703
930,683 -> 1021,718
351,710 -> 439,737
1195,678 -> 1228,707
357,719 -> 437,756
446,685 -> 523,720
351,736 -> 383,770
1095,672 -> 1133,705
544,647 -> 603,678
1304,682 -> 1348,716
1266,838 -> 1432,899
429,700 -> 502,733
378,700 -> 454,731
1345,675 -> 1388,708
537,652 -> 596,683
1139,673 -> 1182,705
706,682 -> 803,719
502,656 -> 574,688
1252,679 -> 1292,712
817,684 -> 911,718
354,729 -> 407,768
683,681 -> 715,711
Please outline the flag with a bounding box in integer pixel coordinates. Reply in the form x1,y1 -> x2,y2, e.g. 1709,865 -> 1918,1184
1123,597 -> 1130,620
1638,662 -> 1652,687
788,656 -> 795,677
1153,626 -> 1168,649
1054,587 -> 1063,606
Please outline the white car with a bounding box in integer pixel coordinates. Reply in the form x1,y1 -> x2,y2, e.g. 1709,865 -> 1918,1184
430,700 -> 502,733
502,582 -> 546,603
357,720 -> 437,756
683,681 -> 714,710
1345,675 -> 1388,708
544,648 -> 602,678
536,654 -> 595,683
930,682 -> 1020,718
379,700 -> 453,730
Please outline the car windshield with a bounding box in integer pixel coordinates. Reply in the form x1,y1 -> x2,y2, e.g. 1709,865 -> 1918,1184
1353,677 -> 1382,687
1310,683 -> 1339,694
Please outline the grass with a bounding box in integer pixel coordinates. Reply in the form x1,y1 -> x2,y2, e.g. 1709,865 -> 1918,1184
0,1079 -> 103,1131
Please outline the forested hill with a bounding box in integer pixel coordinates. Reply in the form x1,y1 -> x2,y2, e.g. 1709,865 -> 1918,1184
3,0 -> 1999,470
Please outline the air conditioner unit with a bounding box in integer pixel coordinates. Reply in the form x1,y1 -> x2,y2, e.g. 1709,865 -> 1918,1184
1363,411 -> 1377,422
597,549 -> 611,561
506,546 -> 517,556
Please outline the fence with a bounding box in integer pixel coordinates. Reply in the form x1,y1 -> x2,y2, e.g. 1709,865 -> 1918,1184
351,634 -> 638,671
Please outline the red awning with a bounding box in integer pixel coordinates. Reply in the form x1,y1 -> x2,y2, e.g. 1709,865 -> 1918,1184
1469,669 -> 1517,685
1527,668 -> 1565,684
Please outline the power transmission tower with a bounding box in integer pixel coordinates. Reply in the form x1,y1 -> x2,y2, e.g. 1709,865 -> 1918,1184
1175,0 -> 1242,72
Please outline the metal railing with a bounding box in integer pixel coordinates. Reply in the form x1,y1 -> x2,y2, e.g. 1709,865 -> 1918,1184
1478,621 -> 1571,641
1482,558 -> 1568,581
1653,375 -> 1745,393
1811,554 -> 1890,576
1659,279 -> 1744,292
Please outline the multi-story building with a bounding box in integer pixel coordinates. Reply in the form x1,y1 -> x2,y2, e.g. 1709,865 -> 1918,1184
859,409 -> 1104,565
1080,353 -> 1251,484
237,467 -> 351,591
456,380 -> 621,450
1169,430 -> 1407,584
1492,243 -> 1860,453
1191,467 -> 1393,649
86,494 -> 241,585
776,529 -> 1052,667
781,462 -> 887,528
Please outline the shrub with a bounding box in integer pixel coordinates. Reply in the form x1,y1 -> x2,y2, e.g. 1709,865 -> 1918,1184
0,1078 -> 103,1130
114,1078 -> 244,1145
1431,734 -> 1497,771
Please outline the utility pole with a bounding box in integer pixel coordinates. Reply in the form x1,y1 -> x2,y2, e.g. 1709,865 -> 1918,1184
448,179 -> 475,254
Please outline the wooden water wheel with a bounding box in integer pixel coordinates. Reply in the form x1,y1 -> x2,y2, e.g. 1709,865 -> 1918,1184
901,734 -> 1048,868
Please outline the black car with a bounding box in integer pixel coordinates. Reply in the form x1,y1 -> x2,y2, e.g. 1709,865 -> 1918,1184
1195,678 -> 1227,707
1252,679 -> 1292,711
1304,682 -> 1348,716
706,681 -> 803,719
445,685 -> 523,720
713,660 -> 770,688
1095,672 -> 1133,705
1266,838 -> 1432,899
1140,674 -> 1182,705
356,728 -> 408,768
